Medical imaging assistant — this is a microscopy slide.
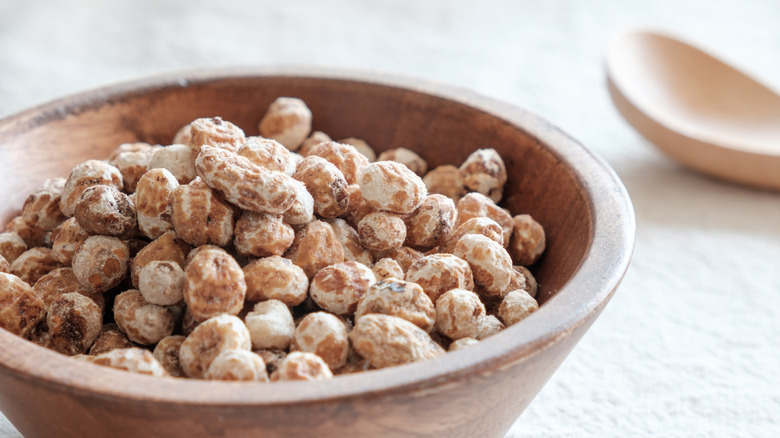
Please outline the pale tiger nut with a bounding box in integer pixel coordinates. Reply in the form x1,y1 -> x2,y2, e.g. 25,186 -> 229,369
423,165 -> 467,203
514,265 -> 538,298
0,231 -> 27,265
358,161 -> 427,215
291,312 -> 350,370
10,247 -> 62,286
234,211 -> 294,258
434,289 -> 486,340
358,211 -> 407,253
4,216 -> 49,248
138,260 -> 186,306
293,156 -> 350,218
110,145 -> 157,193
371,258 -> 404,281
449,337 -> 479,351
205,349 -> 269,382
338,137 -> 376,162
179,314 -> 251,379
285,220 -> 345,279
349,314 -> 445,369
498,289 -> 539,327
307,141 -> 370,185
452,234 -> 520,299
354,278 -> 436,333
258,97 -> 313,151
403,194 -> 456,250
113,289 -> 175,345
458,148 -> 507,203
309,261 -> 376,316
271,351 -> 333,381
377,147 -> 427,176
92,347 -> 169,377
243,256 -> 308,306
147,144 -> 197,184
59,159 -> 124,217
195,146 -> 299,215
405,253 -> 475,302
244,299 -> 296,351
440,216 -> 505,253
51,218 -> 89,265
455,192 -> 514,247
172,123 -> 192,146
130,231 -> 187,288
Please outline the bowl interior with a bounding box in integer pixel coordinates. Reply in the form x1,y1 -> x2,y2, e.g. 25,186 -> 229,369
0,71 -> 591,305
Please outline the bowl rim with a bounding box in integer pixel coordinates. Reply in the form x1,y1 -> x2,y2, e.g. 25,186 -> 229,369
0,67 -> 635,407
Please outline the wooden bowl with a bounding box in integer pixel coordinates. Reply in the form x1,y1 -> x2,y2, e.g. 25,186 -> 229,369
0,69 -> 634,438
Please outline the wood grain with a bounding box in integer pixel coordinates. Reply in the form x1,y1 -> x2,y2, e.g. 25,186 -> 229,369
0,69 -> 635,438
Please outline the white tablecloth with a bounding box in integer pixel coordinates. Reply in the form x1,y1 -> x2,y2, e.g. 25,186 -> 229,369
2,1 -> 779,436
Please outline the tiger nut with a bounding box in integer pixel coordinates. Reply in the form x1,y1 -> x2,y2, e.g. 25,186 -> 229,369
238,136 -> 297,176
271,351 -> 333,381
234,211 -> 294,258
47,292 -> 102,355
0,231 -> 27,265
179,314 -> 251,379
138,260 -> 186,306
458,148 -> 507,203
183,247 -> 246,321
243,256 -> 308,306
455,192 -> 514,247
188,116 -> 246,156
135,168 -> 179,239
92,347 -> 169,377
423,165 -> 467,203
21,178 -> 67,230
358,161 -> 427,214
405,253 -> 475,302
113,289 -> 176,345
403,194 -> 456,250
72,236 -> 129,293
51,217 -> 89,265
452,234 -> 522,299
59,159 -> 124,217
307,141 -> 369,185
153,335 -> 186,377
285,220 -> 345,279
10,247 -> 61,286
205,349 -> 269,382
309,261 -> 376,316
293,155 -> 350,218
498,289 -> 539,326
354,278 -> 435,333
0,272 -> 46,337
377,148 -> 427,176
291,311 -> 350,370
148,144 -> 197,184
349,314 -> 444,369
258,97 -> 313,151
434,289 -> 486,340
509,214 -> 546,266
74,184 -> 137,238
169,177 -> 235,247
358,212 -> 407,253
244,299 -> 296,351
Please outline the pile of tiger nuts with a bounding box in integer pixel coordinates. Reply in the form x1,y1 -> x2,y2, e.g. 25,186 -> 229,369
0,97 -> 546,382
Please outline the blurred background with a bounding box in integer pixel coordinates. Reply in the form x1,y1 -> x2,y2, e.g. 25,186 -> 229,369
2,0 -> 779,436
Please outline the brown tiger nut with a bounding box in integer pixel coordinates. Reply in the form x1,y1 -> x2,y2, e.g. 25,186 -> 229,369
148,144 -> 197,184
325,218 -> 373,267
90,324 -> 134,356
131,231 -> 187,288
291,311 -> 349,370
21,178 -> 67,231
455,192 -> 514,247
33,267 -> 105,313
371,258 -> 404,281
113,289 -> 176,345
72,235 -> 129,293
509,214 -> 546,266
169,177 -> 235,247
74,185 -> 137,238
299,131 -> 332,157
0,231 -> 27,265
338,137 -> 376,162
354,278 -> 435,333
358,212 -> 407,253
239,136 -> 297,176
285,220 -> 345,279
0,272 -> 46,337
440,216 -> 505,253
405,253 -> 475,302
307,141 -> 369,185
0,255 -> 9,274
349,314 -> 444,369
92,347 -> 169,377
183,247 -> 246,321
423,165 -> 467,203
293,155 -> 350,218
498,289 -> 539,326
243,256 -> 308,306
403,194 -> 456,250
179,314 -> 251,379
434,289 -> 486,340
10,247 -> 61,286
4,216 -> 49,248
110,144 -> 157,193
452,234 -> 523,299
188,116 -> 246,156
47,292 -> 102,355
153,335 -> 186,377
51,217 -> 90,265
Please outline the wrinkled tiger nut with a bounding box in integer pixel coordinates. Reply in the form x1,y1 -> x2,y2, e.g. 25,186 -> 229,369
244,299 -> 296,351
0,231 -> 27,265
455,192 -> 514,247
423,165 -> 467,203
372,258 -> 404,281
74,184 -> 137,238
299,131 -> 332,157
169,177 -> 235,247
282,179 -> 315,226
22,178 -> 67,230
358,161 -> 427,214
403,194 -> 456,250
92,347 -> 169,377
47,292 -> 102,355
307,141 -> 369,185
358,212 -> 407,253
72,236 -> 129,293
243,256 -> 308,306
239,136 -> 297,176
435,289 -> 486,340
114,289 -> 175,345
291,311 -> 349,370
4,216 -> 49,248
498,289 -> 539,326
110,143 -> 157,193
514,265 -> 538,298
293,155 -> 350,218
51,217 -> 90,265
179,314 -> 251,379
349,314 -> 444,369
153,335 -> 186,377
138,260 -> 186,306
189,116 -> 246,156
135,168 -> 179,239
196,146 -> 299,215
90,323 -> 134,356
184,247 -> 246,321
148,144 -> 197,184
509,214 -> 546,266
375,246 -> 424,272
338,137 -> 376,162
325,218 -> 373,267
0,272 -> 46,337
258,97 -> 313,151
205,349 -> 269,381
271,351 -> 333,381
234,211 -> 294,258
355,278 -> 435,333
285,220 -> 345,279
10,247 -> 61,286
405,253 -> 475,302
458,148 -> 507,203
452,234 -> 523,299
131,231 -> 187,288
477,314 -> 505,340
59,159 -> 124,217
343,184 -> 376,228
33,267 -> 104,313
377,148 -> 427,176
440,216 -> 505,253
309,261 -> 376,316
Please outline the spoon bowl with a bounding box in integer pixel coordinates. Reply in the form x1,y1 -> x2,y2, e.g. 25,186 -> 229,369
606,28 -> 780,189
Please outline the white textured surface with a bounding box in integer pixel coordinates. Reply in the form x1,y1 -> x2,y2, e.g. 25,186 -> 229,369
2,1 -> 780,436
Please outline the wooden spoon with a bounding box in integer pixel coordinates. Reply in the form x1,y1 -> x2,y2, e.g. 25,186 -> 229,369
606,28 -> 780,189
